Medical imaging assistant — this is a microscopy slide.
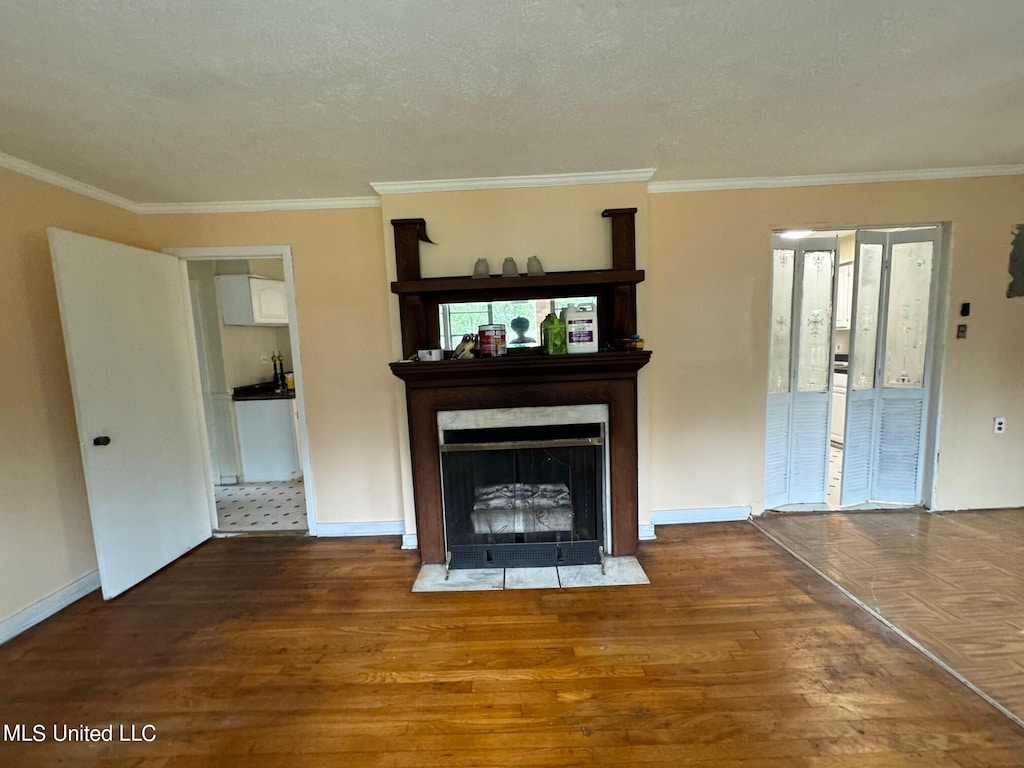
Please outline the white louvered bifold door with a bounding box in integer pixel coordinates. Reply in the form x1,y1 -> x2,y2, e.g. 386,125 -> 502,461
764,236 -> 837,508
764,395 -> 792,509
872,392 -> 926,502
764,240 -> 795,509
840,231 -> 886,506
870,229 -> 939,503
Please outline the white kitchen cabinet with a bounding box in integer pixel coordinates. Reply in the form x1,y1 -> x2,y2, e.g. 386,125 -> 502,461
217,275 -> 289,325
235,399 -> 300,482
831,372 -> 848,445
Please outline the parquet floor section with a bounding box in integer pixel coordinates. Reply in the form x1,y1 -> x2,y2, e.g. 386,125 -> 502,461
756,509 -> 1024,730
2,523 -> 1023,767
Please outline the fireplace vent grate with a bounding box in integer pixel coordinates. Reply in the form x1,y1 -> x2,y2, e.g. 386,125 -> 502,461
448,542 -> 600,569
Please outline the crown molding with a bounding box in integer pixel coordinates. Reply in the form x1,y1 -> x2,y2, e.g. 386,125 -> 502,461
0,151 -> 137,212
0,150 -> 382,214
647,164 -> 1024,193
134,196 -> 381,215
371,168 -> 656,195
7,147 -> 1021,213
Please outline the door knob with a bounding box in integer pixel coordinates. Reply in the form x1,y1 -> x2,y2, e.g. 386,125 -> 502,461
93,436 -> 111,446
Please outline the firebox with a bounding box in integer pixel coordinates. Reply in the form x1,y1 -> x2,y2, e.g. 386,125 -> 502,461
438,408 -> 607,569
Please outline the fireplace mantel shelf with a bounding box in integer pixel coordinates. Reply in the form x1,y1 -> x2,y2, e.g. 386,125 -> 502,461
390,350 -> 652,388
389,209 -> 642,359
390,268 -> 644,296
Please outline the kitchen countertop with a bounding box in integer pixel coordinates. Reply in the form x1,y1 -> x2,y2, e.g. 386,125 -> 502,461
231,382 -> 295,401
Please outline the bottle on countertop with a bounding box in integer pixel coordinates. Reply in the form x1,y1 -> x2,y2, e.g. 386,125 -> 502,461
272,352 -> 287,392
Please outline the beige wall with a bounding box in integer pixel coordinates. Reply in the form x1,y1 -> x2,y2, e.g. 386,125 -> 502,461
648,176 -> 1024,514
0,168 -> 147,622
1,175 -> 406,627
380,183 -> 650,279
3,163 -> 1023,631
138,208 -> 405,528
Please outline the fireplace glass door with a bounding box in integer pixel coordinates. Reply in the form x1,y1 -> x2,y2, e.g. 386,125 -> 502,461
440,423 -> 604,569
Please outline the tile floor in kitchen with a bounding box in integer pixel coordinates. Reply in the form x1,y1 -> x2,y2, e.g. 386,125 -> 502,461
214,481 -> 307,533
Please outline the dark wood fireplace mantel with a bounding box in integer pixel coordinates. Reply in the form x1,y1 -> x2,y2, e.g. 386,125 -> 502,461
388,209 -> 651,564
390,350 -> 651,388
393,352 -> 651,563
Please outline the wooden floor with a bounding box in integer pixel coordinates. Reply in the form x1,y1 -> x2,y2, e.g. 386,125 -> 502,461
756,509 -> 1024,731
3,523 -> 1023,767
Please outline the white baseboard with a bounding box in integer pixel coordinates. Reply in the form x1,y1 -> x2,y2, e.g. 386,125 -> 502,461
314,521 -> 406,538
401,533 -> 419,550
651,506 -> 751,526
638,523 -> 657,540
1,571 -> 100,645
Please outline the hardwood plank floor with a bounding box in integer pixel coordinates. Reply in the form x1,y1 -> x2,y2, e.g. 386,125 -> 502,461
2,523 -> 1022,766
755,509 -> 1024,732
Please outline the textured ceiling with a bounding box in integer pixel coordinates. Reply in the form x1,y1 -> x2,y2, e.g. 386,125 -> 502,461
1,0 -> 1023,204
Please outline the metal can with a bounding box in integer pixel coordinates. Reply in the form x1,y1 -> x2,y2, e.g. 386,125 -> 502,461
477,324 -> 506,357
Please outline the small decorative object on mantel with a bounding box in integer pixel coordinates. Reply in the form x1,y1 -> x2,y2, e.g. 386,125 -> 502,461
615,334 -> 645,351
527,255 -> 545,276
453,333 -> 476,359
477,324 -> 507,357
541,313 -> 567,355
501,257 -> 519,277
472,258 -> 490,278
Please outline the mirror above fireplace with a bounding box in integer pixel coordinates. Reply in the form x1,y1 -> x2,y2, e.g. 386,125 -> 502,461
438,295 -> 597,350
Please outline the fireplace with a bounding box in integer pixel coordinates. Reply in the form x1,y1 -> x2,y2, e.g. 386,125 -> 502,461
387,208 -> 652,564
438,406 -> 608,569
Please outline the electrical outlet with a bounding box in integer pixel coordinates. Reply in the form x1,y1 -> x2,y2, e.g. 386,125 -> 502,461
260,354 -> 270,365
994,417 -> 1006,434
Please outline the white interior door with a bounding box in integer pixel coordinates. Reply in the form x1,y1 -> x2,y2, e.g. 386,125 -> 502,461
49,229 -> 213,599
841,227 -> 940,505
765,236 -> 838,508
190,279 -> 221,487
840,231 -> 887,505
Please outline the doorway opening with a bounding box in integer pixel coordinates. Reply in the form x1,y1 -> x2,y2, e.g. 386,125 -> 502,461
173,246 -> 316,536
764,225 -> 945,512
